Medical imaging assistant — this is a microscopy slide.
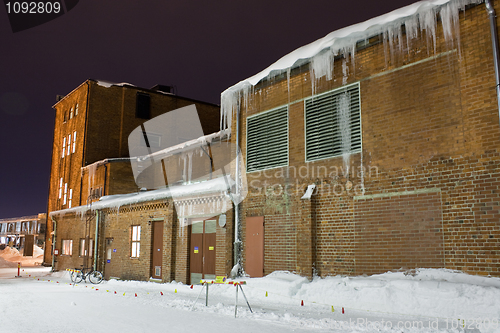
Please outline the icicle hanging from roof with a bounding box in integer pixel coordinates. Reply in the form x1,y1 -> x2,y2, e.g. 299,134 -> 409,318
220,0 -> 483,136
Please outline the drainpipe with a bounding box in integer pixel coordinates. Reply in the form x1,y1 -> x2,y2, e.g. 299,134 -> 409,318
50,216 -> 56,272
233,100 -> 241,276
486,0 -> 500,121
93,210 -> 99,271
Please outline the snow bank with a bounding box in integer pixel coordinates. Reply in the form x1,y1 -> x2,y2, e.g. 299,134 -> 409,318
0,246 -> 43,267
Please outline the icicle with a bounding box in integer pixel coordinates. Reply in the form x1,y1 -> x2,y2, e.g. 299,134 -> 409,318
404,14 -> 419,54
342,59 -> 349,86
187,151 -> 193,183
338,91 -> 351,178
287,67 -> 291,105
419,7 -> 437,55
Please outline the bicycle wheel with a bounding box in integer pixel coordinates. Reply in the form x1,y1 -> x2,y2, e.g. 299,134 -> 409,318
88,270 -> 103,284
71,270 -> 83,283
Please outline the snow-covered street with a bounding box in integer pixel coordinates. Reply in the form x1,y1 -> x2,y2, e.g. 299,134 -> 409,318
1,266 -> 499,333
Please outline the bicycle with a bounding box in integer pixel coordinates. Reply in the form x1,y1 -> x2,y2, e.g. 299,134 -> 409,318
69,267 -> 103,284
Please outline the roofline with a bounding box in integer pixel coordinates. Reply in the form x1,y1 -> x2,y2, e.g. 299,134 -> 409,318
52,79 -> 220,109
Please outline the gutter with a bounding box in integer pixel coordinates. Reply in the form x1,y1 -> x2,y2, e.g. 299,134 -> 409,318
50,216 -> 57,271
233,100 -> 241,276
486,0 -> 500,122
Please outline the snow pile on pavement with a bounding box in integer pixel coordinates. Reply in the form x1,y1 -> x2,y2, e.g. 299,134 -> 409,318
0,246 -> 43,267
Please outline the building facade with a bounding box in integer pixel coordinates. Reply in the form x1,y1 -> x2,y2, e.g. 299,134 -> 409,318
222,0 -> 500,278
0,213 -> 46,255
44,80 -> 220,267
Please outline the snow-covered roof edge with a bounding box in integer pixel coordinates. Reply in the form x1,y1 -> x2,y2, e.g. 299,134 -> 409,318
219,0 -> 484,131
49,175 -> 234,218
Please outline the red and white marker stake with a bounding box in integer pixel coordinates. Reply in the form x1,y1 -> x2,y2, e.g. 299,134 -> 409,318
15,262 -> 21,278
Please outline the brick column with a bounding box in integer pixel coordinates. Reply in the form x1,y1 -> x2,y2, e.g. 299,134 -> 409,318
297,196 -> 314,279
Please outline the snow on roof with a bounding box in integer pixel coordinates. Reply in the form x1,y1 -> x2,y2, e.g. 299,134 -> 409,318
49,175 -> 234,217
96,80 -> 136,88
220,0 -> 483,132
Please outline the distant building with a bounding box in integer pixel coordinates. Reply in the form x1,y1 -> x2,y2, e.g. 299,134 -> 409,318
0,213 -> 46,255
44,79 -> 220,268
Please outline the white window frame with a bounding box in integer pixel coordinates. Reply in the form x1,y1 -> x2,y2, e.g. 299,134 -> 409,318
80,238 -> 93,257
62,137 -> 66,158
72,131 -> 77,153
58,178 -> 63,199
67,134 -> 71,156
63,183 -> 67,205
62,239 -> 73,256
131,225 -> 141,258
68,189 -> 73,208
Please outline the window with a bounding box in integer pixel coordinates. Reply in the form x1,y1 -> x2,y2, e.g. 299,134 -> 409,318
131,225 -> 141,258
72,131 -> 77,153
140,132 -> 161,148
69,107 -> 73,119
67,134 -> 71,156
136,93 -> 151,119
68,189 -> 73,208
304,83 -> 361,162
246,106 -> 288,172
80,238 -> 93,257
63,183 -> 67,205
75,104 -> 78,116
58,178 -> 63,199
62,137 -> 66,158
62,240 -> 73,256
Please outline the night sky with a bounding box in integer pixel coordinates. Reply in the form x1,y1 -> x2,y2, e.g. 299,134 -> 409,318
0,0 -> 417,218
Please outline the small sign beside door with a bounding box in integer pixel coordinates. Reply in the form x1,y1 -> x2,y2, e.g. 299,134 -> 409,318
194,246 -> 199,254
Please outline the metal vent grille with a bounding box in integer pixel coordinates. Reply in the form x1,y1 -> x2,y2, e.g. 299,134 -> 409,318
246,106 -> 288,172
305,83 -> 361,161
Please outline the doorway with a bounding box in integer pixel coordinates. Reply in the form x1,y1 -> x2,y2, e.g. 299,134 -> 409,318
190,219 -> 216,284
245,216 -> 264,277
151,221 -> 163,279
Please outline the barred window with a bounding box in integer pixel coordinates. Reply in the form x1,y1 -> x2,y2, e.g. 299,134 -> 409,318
305,83 -> 361,161
246,106 -> 288,172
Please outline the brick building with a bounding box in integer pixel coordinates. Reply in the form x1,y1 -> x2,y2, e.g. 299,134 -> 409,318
221,0 -> 500,278
44,80 -> 221,270
0,213 -> 46,255
48,0 -> 500,283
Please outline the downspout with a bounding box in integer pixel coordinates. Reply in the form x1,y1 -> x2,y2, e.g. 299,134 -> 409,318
93,210 -> 99,271
233,100 -> 241,276
50,216 -> 57,272
486,0 -> 500,120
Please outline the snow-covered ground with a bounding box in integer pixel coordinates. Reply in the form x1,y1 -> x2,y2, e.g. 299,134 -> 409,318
1,267 -> 499,333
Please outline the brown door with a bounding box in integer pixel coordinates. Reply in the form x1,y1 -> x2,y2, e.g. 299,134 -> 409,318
189,219 -> 217,284
151,221 -> 163,279
246,216 -> 264,277
24,235 -> 34,256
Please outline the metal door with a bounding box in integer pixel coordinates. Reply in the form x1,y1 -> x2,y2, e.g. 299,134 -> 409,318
151,221 -> 163,279
189,219 -> 216,284
245,216 -> 264,277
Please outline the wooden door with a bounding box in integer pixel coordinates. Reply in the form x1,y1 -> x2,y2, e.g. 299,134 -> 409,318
246,216 -> 264,277
23,235 -> 34,256
151,221 -> 163,279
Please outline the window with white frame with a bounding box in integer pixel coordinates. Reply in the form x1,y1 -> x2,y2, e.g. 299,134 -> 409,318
304,83 -> 361,161
67,134 -> 71,156
62,240 -> 73,256
131,226 -> 141,258
69,107 -> 73,119
58,178 -> 63,199
68,189 -> 73,208
246,106 -> 288,172
75,103 -> 78,116
62,137 -> 66,158
80,238 -> 93,257
63,183 -> 67,205
72,131 -> 76,153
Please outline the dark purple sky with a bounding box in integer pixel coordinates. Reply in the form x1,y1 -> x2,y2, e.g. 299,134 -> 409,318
0,0 -> 417,218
